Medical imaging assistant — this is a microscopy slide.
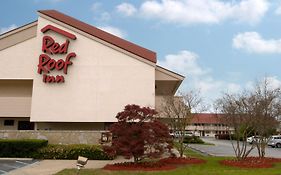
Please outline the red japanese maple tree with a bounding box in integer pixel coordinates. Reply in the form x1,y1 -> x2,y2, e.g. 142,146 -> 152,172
103,104 -> 172,163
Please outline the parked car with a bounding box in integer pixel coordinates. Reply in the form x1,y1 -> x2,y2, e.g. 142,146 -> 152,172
169,132 -> 175,138
246,136 -> 261,144
268,135 -> 281,148
171,131 -> 194,138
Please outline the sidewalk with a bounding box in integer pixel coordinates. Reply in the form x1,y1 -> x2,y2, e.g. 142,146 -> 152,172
8,157 -> 131,175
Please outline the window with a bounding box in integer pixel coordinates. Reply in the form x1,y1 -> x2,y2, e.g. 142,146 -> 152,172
104,122 -> 114,130
4,120 -> 14,126
18,121 -> 34,130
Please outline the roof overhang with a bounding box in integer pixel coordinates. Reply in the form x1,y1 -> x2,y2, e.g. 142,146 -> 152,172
0,21 -> 37,51
155,65 -> 185,95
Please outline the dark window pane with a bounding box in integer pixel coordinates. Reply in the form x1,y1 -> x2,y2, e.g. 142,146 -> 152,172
4,120 -> 14,126
18,121 -> 34,130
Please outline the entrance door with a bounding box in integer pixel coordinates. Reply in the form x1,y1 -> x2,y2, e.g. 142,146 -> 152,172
201,131 -> 205,137
18,121 -> 34,130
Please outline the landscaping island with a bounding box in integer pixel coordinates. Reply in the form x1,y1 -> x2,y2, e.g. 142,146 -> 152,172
103,157 -> 206,171
55,149 -> 281,175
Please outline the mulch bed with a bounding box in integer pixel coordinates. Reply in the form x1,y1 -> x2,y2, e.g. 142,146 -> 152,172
160,157 -> 206,165
103,157 -> 206,171
220,157 -> 281,168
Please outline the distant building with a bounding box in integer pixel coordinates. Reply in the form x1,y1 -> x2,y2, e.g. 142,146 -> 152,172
187,113 -> 231,137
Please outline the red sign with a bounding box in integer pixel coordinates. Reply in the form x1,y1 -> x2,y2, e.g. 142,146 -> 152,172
38,25 -> 77,83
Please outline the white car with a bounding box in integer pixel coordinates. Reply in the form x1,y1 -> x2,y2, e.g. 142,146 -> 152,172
268,135 -> 281,148
169,132 -> 175,138
171,131 -> 194,138
247,136 -> 261,144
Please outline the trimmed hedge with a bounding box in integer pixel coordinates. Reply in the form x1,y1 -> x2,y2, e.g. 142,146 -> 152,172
0,139 -> 48,157
0,139 -> 112,160
183,136 -> 204,144
215,134 -> 244,141
33,144 -> 113,160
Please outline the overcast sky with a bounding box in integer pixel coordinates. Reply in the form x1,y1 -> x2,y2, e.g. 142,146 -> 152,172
1,0 -> 281,108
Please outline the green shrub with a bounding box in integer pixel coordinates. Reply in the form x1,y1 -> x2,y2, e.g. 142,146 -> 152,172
216,134 -> 244,141
0,139 -> 111,160
33,144 -> 113,160
183,136 -> 204,144
0,139 -> 48,157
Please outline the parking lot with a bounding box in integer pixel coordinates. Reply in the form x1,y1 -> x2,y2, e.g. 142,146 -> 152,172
0,159 -> 38,174
189,137 -> 281,158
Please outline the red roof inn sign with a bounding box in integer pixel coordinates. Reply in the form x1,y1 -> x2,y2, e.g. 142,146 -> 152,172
37,25 -> 77,83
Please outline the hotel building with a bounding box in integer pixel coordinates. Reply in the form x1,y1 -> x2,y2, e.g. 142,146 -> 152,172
0,10 -> 184,131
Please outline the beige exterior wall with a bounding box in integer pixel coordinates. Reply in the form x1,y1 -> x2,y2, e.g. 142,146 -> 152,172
0,80 -> 33,117
155,95 -> 166,111
0,97 -> 32,117
30,16 -> 155,122
0,34 -> 35,118
0,37 -> 36,79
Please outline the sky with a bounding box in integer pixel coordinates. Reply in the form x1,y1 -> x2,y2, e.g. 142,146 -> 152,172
1,0 -> 281,109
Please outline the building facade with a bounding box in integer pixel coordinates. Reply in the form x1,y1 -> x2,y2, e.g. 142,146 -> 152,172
0,10 -> 184,131
187,113 -> 230,137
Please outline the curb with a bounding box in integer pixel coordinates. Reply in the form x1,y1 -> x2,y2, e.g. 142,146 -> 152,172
0,158 -> 34,160
187,146 -> 212,157
188,146 -> 233,157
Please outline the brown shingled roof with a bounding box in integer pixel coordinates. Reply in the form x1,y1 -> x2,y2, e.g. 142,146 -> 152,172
191,113 -> 225,124
38,10 -> 157,63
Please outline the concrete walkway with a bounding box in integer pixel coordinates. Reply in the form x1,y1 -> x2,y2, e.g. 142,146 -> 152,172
8,157 -> 131,175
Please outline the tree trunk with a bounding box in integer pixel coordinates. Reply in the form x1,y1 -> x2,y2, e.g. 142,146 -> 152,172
261,141 -> 266,158
133,156 -> 139,163
257,143 -> 261,157
179,135 -> 184,157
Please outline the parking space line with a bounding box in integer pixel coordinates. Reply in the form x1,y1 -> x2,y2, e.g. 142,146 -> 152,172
15,160 -> 29,165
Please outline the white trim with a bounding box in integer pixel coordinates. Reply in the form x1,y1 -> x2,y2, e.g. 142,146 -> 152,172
156,65 -> 185,80
0,21 -> 37,39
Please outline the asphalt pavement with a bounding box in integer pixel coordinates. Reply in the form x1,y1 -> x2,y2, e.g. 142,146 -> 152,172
0,159 -> 38,174
1,139 -> 280,174
189,137 -> 281,158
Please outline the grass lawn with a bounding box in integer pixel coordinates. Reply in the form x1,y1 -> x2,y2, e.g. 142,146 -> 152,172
56,149 -> 281,175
